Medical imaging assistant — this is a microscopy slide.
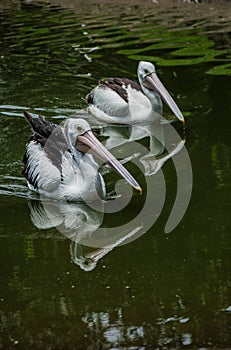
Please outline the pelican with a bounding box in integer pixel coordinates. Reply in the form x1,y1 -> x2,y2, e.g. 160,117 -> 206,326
86,61 -> 185,125
22,111 -> 142,201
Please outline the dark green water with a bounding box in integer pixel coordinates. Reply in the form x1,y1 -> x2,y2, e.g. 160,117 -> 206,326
0,1 -> 231,349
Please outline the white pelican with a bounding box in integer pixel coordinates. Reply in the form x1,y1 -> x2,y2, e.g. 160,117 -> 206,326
86,61 -> 185,125
22,111 -> 142,201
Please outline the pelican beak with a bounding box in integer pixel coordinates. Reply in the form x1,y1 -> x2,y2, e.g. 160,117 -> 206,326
144,72 -> 185,124
77,130 -> 142,193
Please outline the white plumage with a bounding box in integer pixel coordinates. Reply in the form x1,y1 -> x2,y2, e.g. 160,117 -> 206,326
23,111 -> 141,201
86,61 -> 185,124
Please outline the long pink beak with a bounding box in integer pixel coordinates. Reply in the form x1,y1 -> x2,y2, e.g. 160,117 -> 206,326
144,72 -> 185,123
77,130 -> 142,193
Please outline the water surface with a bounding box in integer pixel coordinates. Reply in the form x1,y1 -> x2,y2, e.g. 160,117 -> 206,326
0,1 -> 231,349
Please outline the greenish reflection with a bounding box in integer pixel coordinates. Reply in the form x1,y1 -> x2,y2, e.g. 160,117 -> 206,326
0,0 -> 231,76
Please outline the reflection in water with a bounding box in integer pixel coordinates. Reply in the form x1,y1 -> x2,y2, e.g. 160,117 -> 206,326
28,200 -> 143,271
81,308 -> 192,349
97,121 -> 185,176
211,142 -> 230,189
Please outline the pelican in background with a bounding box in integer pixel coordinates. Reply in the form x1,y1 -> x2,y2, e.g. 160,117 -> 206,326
22,111 -> 142,201
86,61 -> 185,125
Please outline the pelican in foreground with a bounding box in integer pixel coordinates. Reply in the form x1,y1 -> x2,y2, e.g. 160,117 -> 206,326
22,111 -> 142,201
86,61 -> 185,125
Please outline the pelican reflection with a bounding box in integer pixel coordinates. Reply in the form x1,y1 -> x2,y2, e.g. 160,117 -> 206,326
94,121 -> 185,176
28,200 -> 143,271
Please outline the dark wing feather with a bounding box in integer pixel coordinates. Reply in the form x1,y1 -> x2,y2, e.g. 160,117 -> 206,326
86,77 -> 142,104
22,112 -> 69,186
23,110 -> 57,142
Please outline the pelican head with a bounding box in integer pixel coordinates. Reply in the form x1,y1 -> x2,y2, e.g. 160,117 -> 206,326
137,61 -> 185,123
138,61 -> 156,81
64,118 -> 142,193
64,118 -> 91,150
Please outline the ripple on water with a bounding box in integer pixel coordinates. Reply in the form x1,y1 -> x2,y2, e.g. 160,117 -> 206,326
0,1 -> 231,77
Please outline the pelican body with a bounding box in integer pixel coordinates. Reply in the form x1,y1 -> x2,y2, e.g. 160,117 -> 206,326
86,61 -> 185,124
22,111 -> 141,201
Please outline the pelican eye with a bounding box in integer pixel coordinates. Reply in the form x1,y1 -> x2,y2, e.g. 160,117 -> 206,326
144,68 -> 150,75
75,125 -> 84,133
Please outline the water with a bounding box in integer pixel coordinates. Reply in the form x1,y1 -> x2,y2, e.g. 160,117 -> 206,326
0,0 -> 231,349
